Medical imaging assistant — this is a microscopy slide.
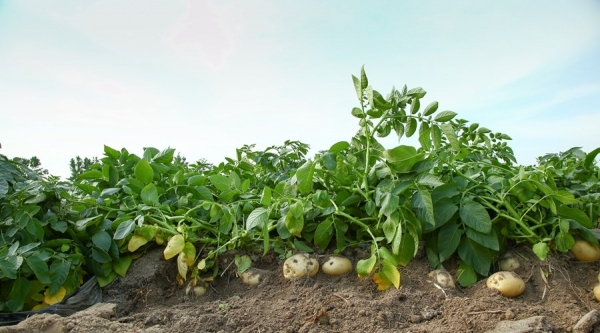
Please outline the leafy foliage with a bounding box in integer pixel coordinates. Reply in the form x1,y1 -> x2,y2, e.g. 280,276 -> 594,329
1,67 -> 599,313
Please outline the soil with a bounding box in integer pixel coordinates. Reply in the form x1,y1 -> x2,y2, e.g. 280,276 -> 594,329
2,244 -> 600,333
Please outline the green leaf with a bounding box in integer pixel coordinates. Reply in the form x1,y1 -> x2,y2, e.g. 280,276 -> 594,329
360,65 -> 368,89
379,193 -> 399,218
92,230 -> 112,252
457,238 -> 491,276
293,239 -> 314,253
209,174 -> 230,192
26,254 -> 51,285
141,183 -> 159,205
7,277 -> 29,312
0,179 -> 8,199
152,148 -> 175,164
466,228 -> 499,251
78,170 -> 103,180
314,219 -> 334,250
410,98 -> 420,115
418,126 -> 432,151
431,125 -> 442,149
432,198 -> 458,228
285,202 -> 304,237
553,190 -> 578,205
460,201 -> 492,234
405,118 -> 417,137
382,214 -> 398,243
113,255 -> 132,277
406,87 -> 426,98
438,222 -> 462,262
296,161 -> 316,195
135,159 -> 154,184
397,230 -> 418,266
234,255 -> 252,274
412,189 -> 435,227
417,174 -> 444,187
113,220 -> 135,240
49,260 -> 70,295
351,107 -> 364,118
195,186 -> 214,202
456,261 -> 477,287
434,111 -> 457,122
440,123 -> 460,151
104,145 -> 121,159
246,208 -> 268,231
557,206 -> 592,228
329,141 -> 350,153
532,242 -> 550,260
423,101 -> 438,116
554,231 -> 575,252
383,145 -> 424,172
584,147 -> 600,168
381,259 -> 401,289
0,258 -> 18,279
356,254 -> 376,278
260,187 -> 272,206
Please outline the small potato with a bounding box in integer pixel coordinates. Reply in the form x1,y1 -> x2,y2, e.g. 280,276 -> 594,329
571,240 -> 600,262
428,269 -> 455,289
283,253 -> 319,279
322,256 -> 353,276
487,271 -> 525,297
240,268 -> 263,286
193,286 -> 206,297
498,252 -> 520,271
594,284 -> 600,302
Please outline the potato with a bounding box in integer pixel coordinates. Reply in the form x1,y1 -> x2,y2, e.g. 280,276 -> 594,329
428,269 -> 455,289
321,256 -> 353,276
193,286 -> 206,297
594,284 -> 600,302
486,271 -> 525,297
498,252 -> 520,271
283,253 -> 319,279
571,240 -> 600,262
240,268 -> 263,286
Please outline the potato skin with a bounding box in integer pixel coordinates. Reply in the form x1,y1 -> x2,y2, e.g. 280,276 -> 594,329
282,253 -> 319,279
486,271 -> 525,297
594,284 -> 600,302
571,240 -> 600,262
322,256 -> 353,276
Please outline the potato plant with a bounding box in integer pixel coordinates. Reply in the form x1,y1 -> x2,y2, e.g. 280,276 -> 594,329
1,67 -> 599,313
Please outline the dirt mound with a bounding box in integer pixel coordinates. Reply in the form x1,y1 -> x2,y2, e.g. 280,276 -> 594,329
2,245 -> 600,333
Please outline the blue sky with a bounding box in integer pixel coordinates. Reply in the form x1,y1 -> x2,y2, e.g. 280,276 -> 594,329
1,0 -> 599,178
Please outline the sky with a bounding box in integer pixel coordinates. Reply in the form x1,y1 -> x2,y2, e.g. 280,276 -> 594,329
1,0 -> 599,179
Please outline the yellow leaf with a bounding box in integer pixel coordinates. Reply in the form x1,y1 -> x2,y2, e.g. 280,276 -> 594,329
182,242 -> 196,267
373,273 -> 393,291
164,234 -> 185,260
177,252 -> 188,280
155,233 -> 165,245
128,235 -> 148,252
381,259 -> 401,289
197,259 -> 207,270
44,287 -> 66,305
31,302 -> 49,311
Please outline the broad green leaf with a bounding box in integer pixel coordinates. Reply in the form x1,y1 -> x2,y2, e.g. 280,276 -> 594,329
465,228 -> 499,251
314,219 -> 334,250
553,190 -> 578,205
209,174 -> 230,192
195,186 -> 214,202
164,234 -> 185,260
135,159 -> 154,184
78,170 -> 103,180
406,87 -> 426,98
92,230 -> 112,252
235,255 -> 252,274
352,76 -> 362,101
412,189 -> 435,227
405,118 -> 417,137
438,222 -> 462,262
100,187 -> 120,197
26,254 -> 51,285
383,145 -> 424,172
0,179 -> 8,199
423,101 -> 438,116
113,219 -> 135,240
285,212 -> 304,238
397,230 -> 418,266
141,183 -> 159,205
260,187 -> 272,206
418,126 -> 432,151
104,145 -> 121,159
459,201 -> 492,234
584,147 -> 600,168
296,160 -> 316,195
0,258 -> 18,279
113,255 -> 132,277
557,206 -> 592,228
410,98 -> 420,114
293,239 -> 314,253
382,214 -> 398,243
440,123 -> 460,151
532,242 -> 550,260
457,238 -> 491,276
432,197 -> 458,228
351,107 -> 364,118
381,259 -> 401,289
75,215 -> 102,231
554,231 -> 575,252
97,272 -> 117,288
379,193 -> 399,218
356,254 -> 376,278
329,141 -> 350,153
431,125 -> 442,149
92,246 -> 112,263
7,278 -> 30,312
434,111 -> 457,122
229,172 -> 241,190
152,148 -> 175,164
246,207 -> 268,231
49,260 -> 70,295
417,174 -> 444,187
456,261 -> 477,287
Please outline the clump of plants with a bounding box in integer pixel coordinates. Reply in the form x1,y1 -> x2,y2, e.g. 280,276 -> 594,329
1,67 -> 599,313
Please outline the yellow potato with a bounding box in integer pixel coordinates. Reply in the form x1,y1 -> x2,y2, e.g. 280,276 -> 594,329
321,256 -> 353,276
240,269 -> 263,286
283,253 -> 319,279
498,252 -> 520,271
486,271 -> 525,297
571,240 -> 600,262
594,284 -> 600,302
428,269 -> 455,288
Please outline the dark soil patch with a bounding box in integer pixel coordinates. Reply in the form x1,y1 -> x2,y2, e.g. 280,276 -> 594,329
2,245 -> 600,333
